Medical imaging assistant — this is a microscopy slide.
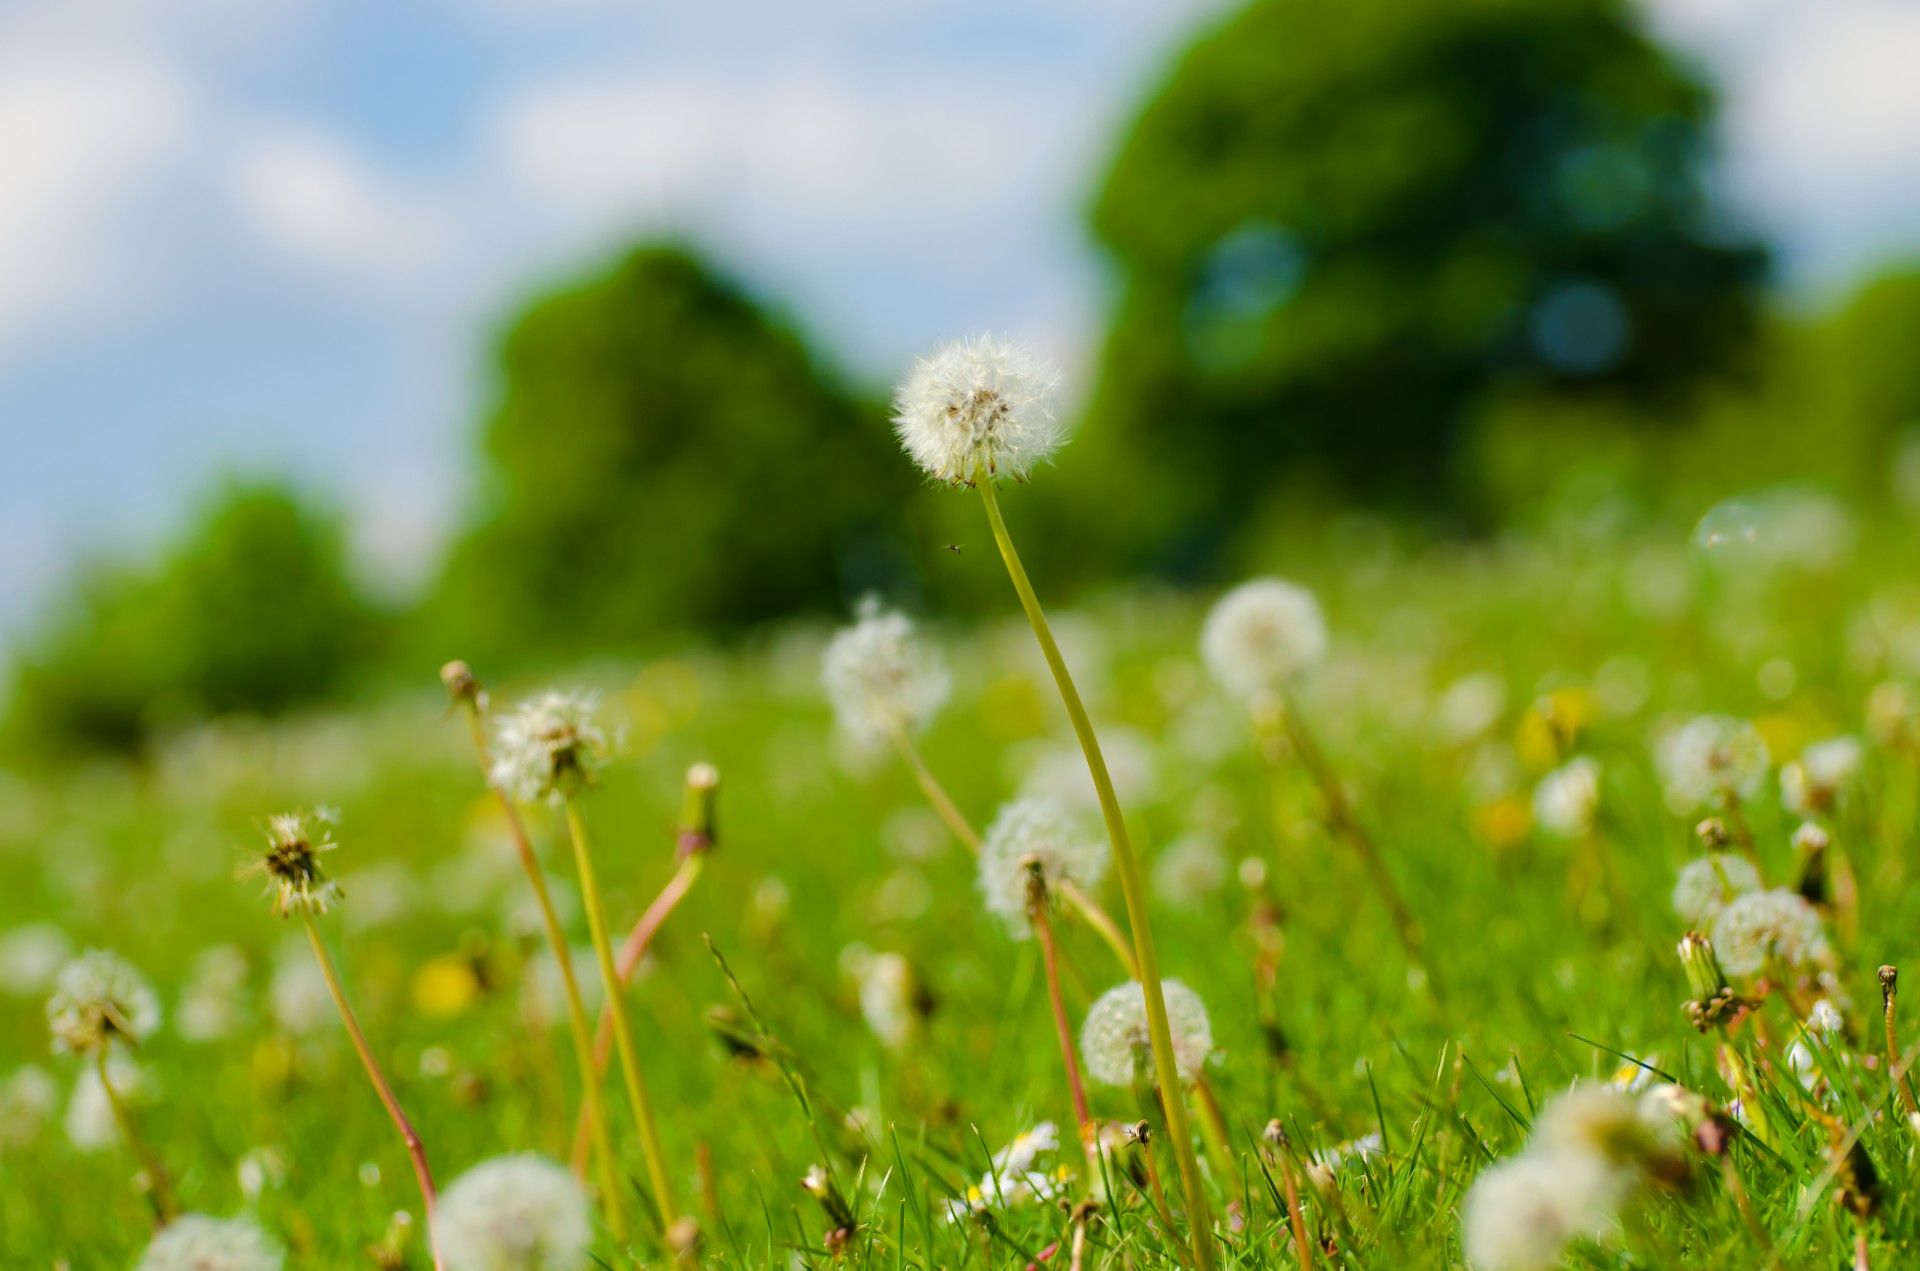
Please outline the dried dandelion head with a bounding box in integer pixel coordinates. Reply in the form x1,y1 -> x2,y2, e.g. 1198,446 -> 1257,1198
490,691 -> 607,805
244,811 -> 342,918
46,949 -> 160,1056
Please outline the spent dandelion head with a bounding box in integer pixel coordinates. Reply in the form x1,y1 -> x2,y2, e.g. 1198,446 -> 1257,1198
1081,978 -> 1212,1088
1200,579 -> 1328,701
977,799 -> 1107,938
1710,888 -> 1833,978
892,334 -> 1064,484
46,949 -> 160,1056
1670,853 -> 1761,927
1532,756 -> 1601,838
822,598 -> 951,747
243,811 -> 342,918
1654,715 -> 1770,814
490,691 -> 607,805
1781,735 -> 1862,815
1459,1150 -> 1624,1271
437,1153 -> 592,1271
134,1213 -> 286,1271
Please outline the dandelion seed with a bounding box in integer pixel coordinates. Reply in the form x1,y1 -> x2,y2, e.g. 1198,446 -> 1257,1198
133,1213 -> 285,1271
1081,979 -> 1212,1087
1200,579 -> 1328,701
1671,854 -> 1761,927
1781,735 -> 1862,815
1654,716 -> 1769,814
892,334 -> 1064,484
1532,756 -> 1601,838
1710,888 -> 1833,977
438,1153 -> 592,1271
0,1064 -> 57,1152
46,949 -> 159,1056
821,598 -> 951,747
977,799 -> 1108,938
243,812 -> 343,918
490,691 -> 608,805
1460,1151 -> 1623,1271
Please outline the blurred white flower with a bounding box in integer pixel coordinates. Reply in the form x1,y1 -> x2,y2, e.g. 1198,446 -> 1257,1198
66,1057 -> 151,1152
941,1122 -> 1072,1221
0,923 -> 72,997
1671,854 -> 1762,927
1433,672 -> 1508,744
1200,579 -> 1327,700
977,799 -> 1108,939
1654,716 -> 1769,814
269,950 -> 332,1037
1310,1132 -> 1383,1172
1780,736 -> 1863,816
438,1153 -> 592,1271
821,598 -> 950,748
1081,979 -> 1212,1087
491,691 -> 607,805
1152,833 -> 1230,910
0,1065 -> 58,1152
237,1146 -> 288,1201
47,949 -> 159,1056
1460,1150 -> 1624,1271
854,950 -> 918,1051
893,335 -> 1063,484
1532,756 -> 1601,838
134,1213 -> 285,1271
1710,888 -> 1832,977
178,945 -> 250,1044
1019,728 -> 1160,813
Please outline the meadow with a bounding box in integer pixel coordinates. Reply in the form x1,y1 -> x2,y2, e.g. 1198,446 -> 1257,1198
4,371 -> 1920,1269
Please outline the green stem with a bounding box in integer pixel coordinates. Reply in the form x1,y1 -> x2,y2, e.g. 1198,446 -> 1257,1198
465,710 -> 625,1238
888,722 -> 981,853
97,1049 -> 175,1222
565,798 -> 682,1233
977,475 -> 1217,1271
304,916 -> 446,1271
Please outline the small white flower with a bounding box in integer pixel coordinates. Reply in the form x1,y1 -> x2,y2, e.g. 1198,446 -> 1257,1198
438,1153 -> 593,1271
1654,716 -> 1769,814
1460,1151 -> 1625,1271
1670,854 -> 1761,927
1781,736 -> 1863,815
135,1213 -> 286,1271
490,691 -> 608,805
822,598 -> 951,747
1532,757 -> 1601,838
854,951 -> 919,1051
1200,579 -> 1328,700
46,949 -> 159,1056
0,1065 -> 58,1152
893,335 -> 1064,484
1081,979 -> 1212,1087
977,800 -> 1108,938
942,1123 -> 1071,1222
1710,888 -> 1833,977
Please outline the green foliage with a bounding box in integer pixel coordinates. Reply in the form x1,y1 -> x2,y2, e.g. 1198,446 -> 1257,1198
431,247 -> 922,664
3,482 -> 380,754
1050,0 -> 1770,576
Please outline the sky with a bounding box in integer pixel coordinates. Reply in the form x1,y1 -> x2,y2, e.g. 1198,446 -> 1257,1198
2,0 -> 1919,646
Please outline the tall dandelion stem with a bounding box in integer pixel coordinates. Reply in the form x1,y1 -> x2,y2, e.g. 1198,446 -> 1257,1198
977,473 -> 1217,1271
303,916 -> 446,1271
1058,878 -> 1140,979
449,676 -> 624,1238
887,722 -> 980,853
96,1051 -> 175,1221
564,798 -> 681,1232
1029,874 -> 1093,1139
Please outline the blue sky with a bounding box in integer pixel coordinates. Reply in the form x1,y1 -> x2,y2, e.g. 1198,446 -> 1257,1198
3,0 -> 1919,647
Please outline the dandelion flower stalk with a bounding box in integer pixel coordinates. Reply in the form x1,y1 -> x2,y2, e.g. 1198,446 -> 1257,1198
1027,866 -> 1094,1145
1881,966 -> 1919,1119
95,1049 -> 175,1221
887,720 -> 980,852
443,663 -> 623,1237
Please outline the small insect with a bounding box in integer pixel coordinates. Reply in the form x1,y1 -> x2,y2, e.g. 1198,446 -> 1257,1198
944,543 -> 965,554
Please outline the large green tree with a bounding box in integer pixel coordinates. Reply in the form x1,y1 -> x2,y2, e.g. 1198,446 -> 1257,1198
433,247 -> 919,662
1055,0 -> 1769,574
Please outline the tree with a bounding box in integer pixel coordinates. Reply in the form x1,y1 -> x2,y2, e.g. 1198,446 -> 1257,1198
432,247 -> 919,662
1053,0 -> 1769,575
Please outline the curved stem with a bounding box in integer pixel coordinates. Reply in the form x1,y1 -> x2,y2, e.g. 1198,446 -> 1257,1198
304,916 -> 445,1271
463,711 -> 624,1238
565,798 -> 682,1233
571,853 -> 705,1174
977,476 -> 1217,1271
1057,879 -> 1140,980
1031,881 -> 1093,1136
97,1049 -> 175,1223
888,723 -> 981,853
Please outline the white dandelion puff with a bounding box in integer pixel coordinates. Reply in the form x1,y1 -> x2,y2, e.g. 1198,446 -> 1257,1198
1654,716 -> 1769,814
438,1153 -> 593,1271
490,691 -> 608,805
1200,579 -> 1328,700
1460,1151 -> 1625,1271
1081,979 -> 1212,1088
1710,888 -> 1833,977
1152,832 -> 1230,910
1670,854 -> 1762,927
0,1064 -> 58,1152
0,923 -> 72,997
134,1213 -> 286,1271
1532,756 -> 1601,838
977,799 -> 1108,938
1781,736 -> 1863,815
46,949 -> 159,1056
893,335 -> 1064,484
822,598 -> 951,747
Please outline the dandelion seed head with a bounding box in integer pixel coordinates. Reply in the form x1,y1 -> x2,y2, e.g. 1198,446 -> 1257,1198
1460,1151 -> 1624,1271
490,691 -> 607,805
1081,978 -> 1212,1088
1532,756 -> 1601,838
1781,735 -> 1863,815
892,335 -> 1064,484
1711,888 -> 1833,977
977,799 -> 1108,938
438,1153 -> 592,1271
134,1213 -> 286,1271
1200,579 -> 1328,700
244,812 -> 342,918
46,949 -> 159,1056
0,1064 -> 57,1151
822,598 -> 950,747
1655,715 -> 1769,813
1532,1086 -> 1682,1171
1671,853 -> 1761,927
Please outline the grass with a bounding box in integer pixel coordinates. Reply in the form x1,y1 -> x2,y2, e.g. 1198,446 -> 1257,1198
5,488 -> 1920,1268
